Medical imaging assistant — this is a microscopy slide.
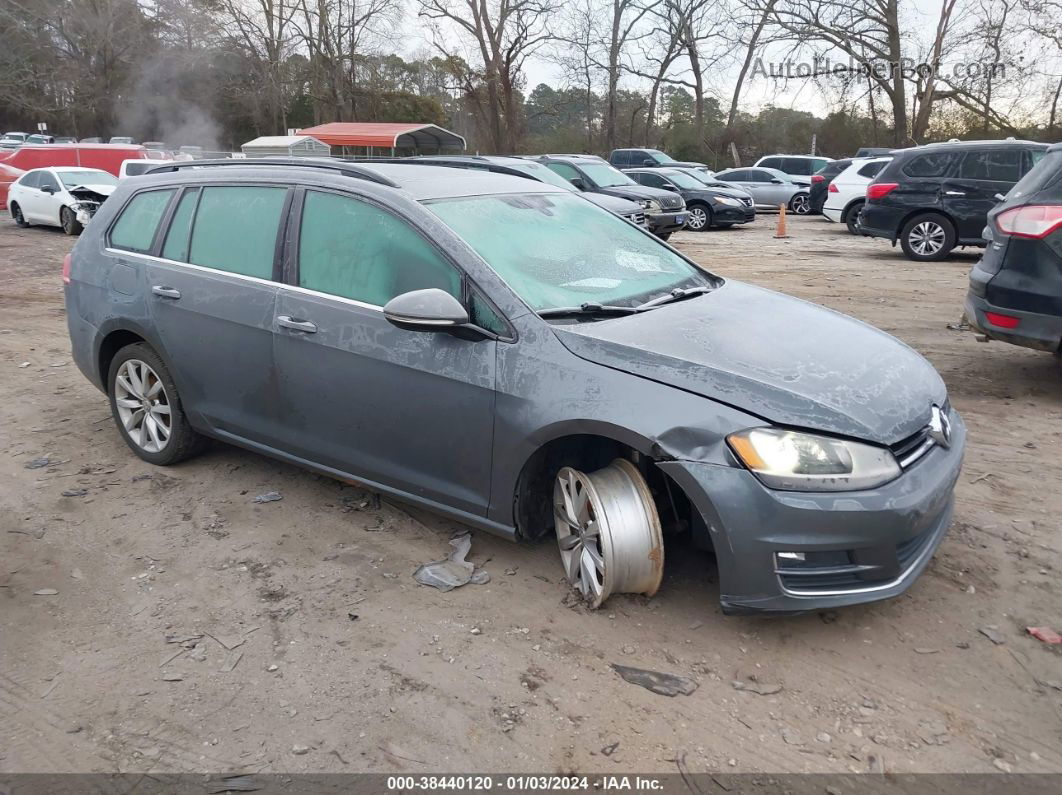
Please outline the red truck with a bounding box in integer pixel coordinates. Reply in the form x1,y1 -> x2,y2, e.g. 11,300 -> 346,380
0,144 -> 151,210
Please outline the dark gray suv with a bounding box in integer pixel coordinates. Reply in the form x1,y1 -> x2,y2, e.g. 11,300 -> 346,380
64,159 -> 965,614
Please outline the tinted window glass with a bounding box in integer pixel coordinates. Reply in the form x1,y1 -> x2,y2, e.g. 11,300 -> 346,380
38,172 -> 59,191
902,152 -> 957,177
189,186 -> 286,279
18,171 -> 39,188
811,158 -> 830,172
638,172 -> 667,188
959,149 -> 1022,182
819,160 -> 849,178
1008,149 -> 1062,200
125,162 -> 151,176
782,158 -> 809,175
858,161 -> 887,178
759,158 -> 782,170
110,189 -> 176,253
750,170 -> 775,181
298,190 -> 460,306
162,188 -> 199,262
612,150 -> 629,167
721,170 -> 748,181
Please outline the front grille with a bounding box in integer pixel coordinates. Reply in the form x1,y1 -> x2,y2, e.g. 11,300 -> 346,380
626,211 -> 647,227
741,197 -> 753,207
890,400 -> 949,469
660,195 -> 683,210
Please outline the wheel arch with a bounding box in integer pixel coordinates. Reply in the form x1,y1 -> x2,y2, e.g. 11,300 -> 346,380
509,423 -> 688,543
841,196 -> 865,219
95,320 -> 176,395
895,207 -> 957,239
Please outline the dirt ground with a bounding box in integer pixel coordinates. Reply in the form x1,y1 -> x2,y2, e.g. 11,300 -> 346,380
2,213 -> 1061,777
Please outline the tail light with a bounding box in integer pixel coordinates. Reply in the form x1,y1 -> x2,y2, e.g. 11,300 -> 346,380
985,311 -> 1020,329
828,182 -> 839,193
867,183 -> 898,200
995,205 -> 1062,239
811,175 -> 825,184
62,253 -> 71,285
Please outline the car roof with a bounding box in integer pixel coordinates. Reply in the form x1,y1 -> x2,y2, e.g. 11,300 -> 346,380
34,165 -> 111,172
144,159 -> 566,201
533,155 -> 607,164
758,154 -> 832,160
906,139 -> 1047,152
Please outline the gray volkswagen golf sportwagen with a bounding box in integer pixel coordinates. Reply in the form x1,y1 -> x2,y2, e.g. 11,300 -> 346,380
64,159 -> 965,613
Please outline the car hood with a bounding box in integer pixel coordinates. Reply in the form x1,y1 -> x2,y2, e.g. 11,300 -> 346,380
69,183 -> 117,196
596,184 -> 675,202
551,280 -> 946,445
583,192 -> 643,214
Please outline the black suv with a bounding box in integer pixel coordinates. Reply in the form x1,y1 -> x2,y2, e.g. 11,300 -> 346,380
624,167 -> 755,231
860,140 -> 1048,261
609,148 -> 709,171
965,142 -> 1062,356
537,155 -> 687,240
810,158 -> 852,213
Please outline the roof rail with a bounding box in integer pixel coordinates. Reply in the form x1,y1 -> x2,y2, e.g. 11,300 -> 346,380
144,157 -> 400,187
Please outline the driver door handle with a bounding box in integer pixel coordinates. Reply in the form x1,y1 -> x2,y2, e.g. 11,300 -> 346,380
151,285 -> 181,299
277,315 -> 318,333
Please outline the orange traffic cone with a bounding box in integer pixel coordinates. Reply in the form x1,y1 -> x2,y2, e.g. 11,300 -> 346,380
775,204 -> 789,238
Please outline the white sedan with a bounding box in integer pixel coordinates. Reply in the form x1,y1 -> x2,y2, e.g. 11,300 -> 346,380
8,166 -> 118,235
822,157 -> 891,233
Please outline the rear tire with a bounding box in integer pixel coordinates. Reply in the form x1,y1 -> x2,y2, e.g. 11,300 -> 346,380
844,201 -> 864,235
60,206 -> 83,236
107,343 -> 206,465
900,212 -> 956,261
11,202 -> 29,228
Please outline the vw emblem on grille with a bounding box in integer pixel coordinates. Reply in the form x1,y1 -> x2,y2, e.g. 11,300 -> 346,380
928,405 -> 952,449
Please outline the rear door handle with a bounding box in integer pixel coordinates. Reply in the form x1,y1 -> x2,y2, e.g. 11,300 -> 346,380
151,285 -> 181,299
276,315 -> 318,333
944,190 -> 965,196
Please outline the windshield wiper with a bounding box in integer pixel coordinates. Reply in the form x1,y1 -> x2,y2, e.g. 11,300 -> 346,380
538,302 -> 639,319
635,285 -> 712,311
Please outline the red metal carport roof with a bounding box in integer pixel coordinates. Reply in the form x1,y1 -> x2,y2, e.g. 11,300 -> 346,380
297,123 -> 466,150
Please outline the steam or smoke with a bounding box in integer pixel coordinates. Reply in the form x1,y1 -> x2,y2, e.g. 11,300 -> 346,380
114,52 -> 223,151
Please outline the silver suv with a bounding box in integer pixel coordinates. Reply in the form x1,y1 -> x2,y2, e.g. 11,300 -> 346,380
64,159 -> 965,613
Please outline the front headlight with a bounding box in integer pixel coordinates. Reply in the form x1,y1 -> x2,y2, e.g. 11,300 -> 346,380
727,427 -> 900,492
639,199 -> 652,210
713,196 -> 741,207
645,199 -> 662,212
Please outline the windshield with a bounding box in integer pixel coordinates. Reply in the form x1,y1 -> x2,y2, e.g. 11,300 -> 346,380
58,170 -> 117,188
663,171 -> 704,189
427,193 -> 711,312
581,163 -> 637,188
508,162 -> 576,191
646,150 -> 676,164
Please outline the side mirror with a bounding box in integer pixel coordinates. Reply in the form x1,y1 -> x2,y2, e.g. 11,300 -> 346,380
383,288 -> 469,332
994,192 -> 1006,202
41,184 -> 55,194
642,159 -> 655,166
770,178 -> 783,184
662,184 -> 678,191
570,177 -> 587,191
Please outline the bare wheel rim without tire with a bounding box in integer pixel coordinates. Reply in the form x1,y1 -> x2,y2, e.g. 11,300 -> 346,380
686,206 -> 708,230
114,359 -> 172,453
909,221 -> 946,256
791,194 -> 811,214
553,458 -> 664,608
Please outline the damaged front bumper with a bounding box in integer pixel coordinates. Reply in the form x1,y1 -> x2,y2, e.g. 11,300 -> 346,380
69,186 -> 111,226
657,410 -> 966,614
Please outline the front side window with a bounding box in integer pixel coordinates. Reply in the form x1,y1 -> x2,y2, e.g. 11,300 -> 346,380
636,172 -> 667,188
188,186 -> 287,279
645,150 -> 675,164
759,158 -> 782,170
110,189 -> 176,252
959,150 -> 1023,182
545,162 -> 583,184
38,172 -> 59,192
427,193 -> 710,312
750,170 -> 776,182
298,190 -> 461,306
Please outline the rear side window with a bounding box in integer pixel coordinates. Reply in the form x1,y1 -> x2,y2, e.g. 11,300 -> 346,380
188,186 -> 287,279
110,189 -> 176,253
902,152 -> 957,178
722,170 -> 748,181
297,190 -> 461,306
782,158 -> 809,175
750,170 -> 775,181
858,161 -> 887,178
759,158 -> 782,170
124,162 -> 151,177
162,188 -> 199,262
18,171 -> 39,188
958,149 -> 1022,182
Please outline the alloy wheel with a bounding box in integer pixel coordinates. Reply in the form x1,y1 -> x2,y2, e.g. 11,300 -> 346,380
908,221 -> 946,256
13,205 -> 24,225
791,194 -> 811,214
61,208 -> 75,235
113,359 -> 172,453
686,206 -> 708,230
553,459 -> 664,608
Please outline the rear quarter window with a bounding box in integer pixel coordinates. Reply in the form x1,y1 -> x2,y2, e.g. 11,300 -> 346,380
858,161 -> 887,178
901,152 -> 958,178
109,189 -> 176,253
